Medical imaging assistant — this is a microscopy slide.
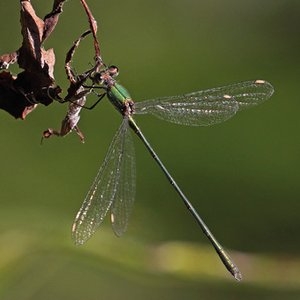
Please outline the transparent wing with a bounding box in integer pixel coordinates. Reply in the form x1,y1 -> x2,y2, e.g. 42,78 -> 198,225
110,119 -> 136,237
72,118 -> 136,244
217,80 -> 274,110
134,80 -> 274,126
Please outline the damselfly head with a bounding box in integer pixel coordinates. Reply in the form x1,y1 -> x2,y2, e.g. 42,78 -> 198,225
92,65 -> 119,86
108,65 -> 119,77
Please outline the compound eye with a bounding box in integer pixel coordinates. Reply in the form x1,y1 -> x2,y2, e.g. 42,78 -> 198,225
108,65 -> 119,77
94,71 -> 104,83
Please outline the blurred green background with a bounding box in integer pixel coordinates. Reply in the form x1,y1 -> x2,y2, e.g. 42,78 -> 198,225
0,0 -> 299,299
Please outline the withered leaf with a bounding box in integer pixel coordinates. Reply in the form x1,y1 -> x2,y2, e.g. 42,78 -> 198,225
0,71 -> 37,119
0,0 -> 66,119
43,0 -> 67,42
18,0 -> 55,74
0,52 -> 18,69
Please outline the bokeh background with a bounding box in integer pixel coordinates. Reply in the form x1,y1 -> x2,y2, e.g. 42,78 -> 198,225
0,0 -> 299,299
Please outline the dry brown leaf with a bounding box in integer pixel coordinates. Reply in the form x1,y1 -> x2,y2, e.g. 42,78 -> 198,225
0,0 -> 66,119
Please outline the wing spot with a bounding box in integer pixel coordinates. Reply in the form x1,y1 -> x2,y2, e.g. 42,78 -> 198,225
254,79 -> 265,84
111,213 -> 115,223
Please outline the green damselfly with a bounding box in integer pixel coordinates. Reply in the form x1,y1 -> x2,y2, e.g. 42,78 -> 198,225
72,64 -> 274,281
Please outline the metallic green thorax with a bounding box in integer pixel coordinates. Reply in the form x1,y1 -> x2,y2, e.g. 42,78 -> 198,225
107,82 -> 133,115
